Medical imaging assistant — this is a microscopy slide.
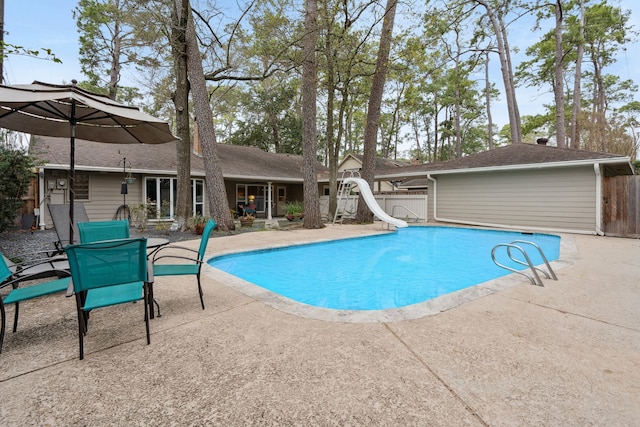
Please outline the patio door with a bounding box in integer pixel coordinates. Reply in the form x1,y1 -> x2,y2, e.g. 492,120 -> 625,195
236,184 -> 272,216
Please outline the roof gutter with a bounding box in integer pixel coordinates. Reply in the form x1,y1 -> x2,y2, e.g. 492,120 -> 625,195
37,164 -> 304,182
377,156 -> 632,180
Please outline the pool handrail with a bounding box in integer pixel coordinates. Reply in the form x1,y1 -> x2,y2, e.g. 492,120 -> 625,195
507,240 -> 558,281
491,243 -> 545,286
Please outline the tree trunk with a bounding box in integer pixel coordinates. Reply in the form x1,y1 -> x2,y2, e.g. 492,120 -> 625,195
183,0 -> 234,231
485,51 -> 494,149
554,0 -> 566,148
570,0 -> 585,149
474,0 -> 521,143
325,26 -> 337,220
302,0 -> 323,229
356,0 -> 397,223
109,18 -> 121,101
172,0 -> 192,231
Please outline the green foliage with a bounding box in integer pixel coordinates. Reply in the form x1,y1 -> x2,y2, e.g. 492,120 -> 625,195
284,200 -> 304,221
0,41 -> 62,63
0,145 -> 38,232
187,214 -> 211,232
284,201 -> 304,215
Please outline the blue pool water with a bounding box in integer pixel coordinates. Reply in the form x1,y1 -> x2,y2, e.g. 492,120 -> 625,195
208,227 -> 561,311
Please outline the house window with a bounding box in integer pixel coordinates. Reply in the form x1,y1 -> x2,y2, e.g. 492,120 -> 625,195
75,173 -> 90,200
192,179 -> 204,216
145,177 -> 205,219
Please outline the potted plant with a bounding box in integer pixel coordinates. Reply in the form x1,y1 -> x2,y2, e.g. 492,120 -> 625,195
188,214 -> 210,235
239,212 -> 255,227
284,201 -> 304,221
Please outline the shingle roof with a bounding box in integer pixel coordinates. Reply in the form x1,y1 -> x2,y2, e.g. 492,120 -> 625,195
30,136 -> 328,182
376,143 -> 634,178
346,153 -> 410,169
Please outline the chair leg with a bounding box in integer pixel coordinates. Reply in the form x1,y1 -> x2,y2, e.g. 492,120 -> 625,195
153,299 -> 161,317
197,274 -> 205,310
12,302 -> 19,333
0,300 -> 5,354
75,295 -> 85,360
143,283 -> 150,345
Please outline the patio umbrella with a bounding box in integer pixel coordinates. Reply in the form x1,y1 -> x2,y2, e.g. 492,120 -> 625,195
0,80 -> 178,244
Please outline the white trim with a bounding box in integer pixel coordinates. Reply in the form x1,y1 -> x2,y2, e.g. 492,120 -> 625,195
594,163 -> 604,236
377,157 -> 633,179
427,174 -> 439,222
39,163 -> 208,177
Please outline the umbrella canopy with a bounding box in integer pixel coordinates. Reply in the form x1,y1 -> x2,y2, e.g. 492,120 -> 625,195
0,80 -> 178,243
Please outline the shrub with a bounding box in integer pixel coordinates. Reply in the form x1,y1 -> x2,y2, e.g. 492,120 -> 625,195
0,144 -> 38,231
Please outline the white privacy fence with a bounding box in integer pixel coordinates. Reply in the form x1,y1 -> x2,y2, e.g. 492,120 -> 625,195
320,193 -> 428,222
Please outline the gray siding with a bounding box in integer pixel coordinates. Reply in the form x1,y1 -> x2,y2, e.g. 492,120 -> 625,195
41,172 -> 144,226
433,165 -> 597,233
83,173 -> 143,221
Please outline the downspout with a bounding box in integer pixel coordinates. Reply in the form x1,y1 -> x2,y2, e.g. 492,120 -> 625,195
594,163 -> 604,236
427,174 -> 439,221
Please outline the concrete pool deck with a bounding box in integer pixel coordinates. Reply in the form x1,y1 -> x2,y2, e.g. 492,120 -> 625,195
0,223 -> 638,425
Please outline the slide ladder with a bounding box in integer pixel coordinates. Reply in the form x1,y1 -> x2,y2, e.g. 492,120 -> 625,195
491,240 -> 557,286
333,170 -> 360,224
333,172 -> 408,229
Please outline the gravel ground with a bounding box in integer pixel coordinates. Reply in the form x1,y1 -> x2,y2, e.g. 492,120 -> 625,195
0,222 -> 274,263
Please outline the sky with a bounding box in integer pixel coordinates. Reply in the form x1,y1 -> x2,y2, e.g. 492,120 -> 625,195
3,0 -> 639,133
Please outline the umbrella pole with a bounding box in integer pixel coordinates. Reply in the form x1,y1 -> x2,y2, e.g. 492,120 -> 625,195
69,101 -> 76,245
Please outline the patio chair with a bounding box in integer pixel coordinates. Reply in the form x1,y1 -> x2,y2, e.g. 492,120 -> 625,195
48,203 -> 90,252
0,253 -> 71,354
2,253 -> 69,282
78,219 -> 130,243
65,238 -> 150,360
152,219 -> 216,312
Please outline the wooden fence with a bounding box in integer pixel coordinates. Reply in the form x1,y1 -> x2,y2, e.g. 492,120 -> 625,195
603,175 -> 640,237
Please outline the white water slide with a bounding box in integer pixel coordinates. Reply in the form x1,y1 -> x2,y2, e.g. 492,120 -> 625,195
343,177 -> 408,228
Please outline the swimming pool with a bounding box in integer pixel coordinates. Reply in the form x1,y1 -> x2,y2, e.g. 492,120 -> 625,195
208,226 -> 561,312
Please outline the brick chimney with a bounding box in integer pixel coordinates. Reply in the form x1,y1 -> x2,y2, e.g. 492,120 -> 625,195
193,118 -> 202,156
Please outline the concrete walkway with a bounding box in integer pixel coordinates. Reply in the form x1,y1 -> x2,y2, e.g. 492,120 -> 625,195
1,224 -> 638,426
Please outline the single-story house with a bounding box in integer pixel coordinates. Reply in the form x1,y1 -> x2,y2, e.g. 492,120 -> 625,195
29,135 -> 328,228
375,142 -> 636,235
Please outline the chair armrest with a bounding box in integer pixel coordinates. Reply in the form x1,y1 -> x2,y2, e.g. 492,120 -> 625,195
152,245 -> 198,262
152,254 -> 202,265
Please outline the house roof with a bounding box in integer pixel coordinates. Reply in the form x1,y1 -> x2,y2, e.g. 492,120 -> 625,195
30,135 -> 328,182
341,152 -> 410,170
376,143 -> 634,179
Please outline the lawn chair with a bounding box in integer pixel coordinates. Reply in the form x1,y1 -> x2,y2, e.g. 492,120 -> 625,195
78,219 -> 130,243
48,203 -> 90,252
152,219 -> 216,312
65,238 -> 150,360
2,253 -> 69,281
0,253 -> 71,354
